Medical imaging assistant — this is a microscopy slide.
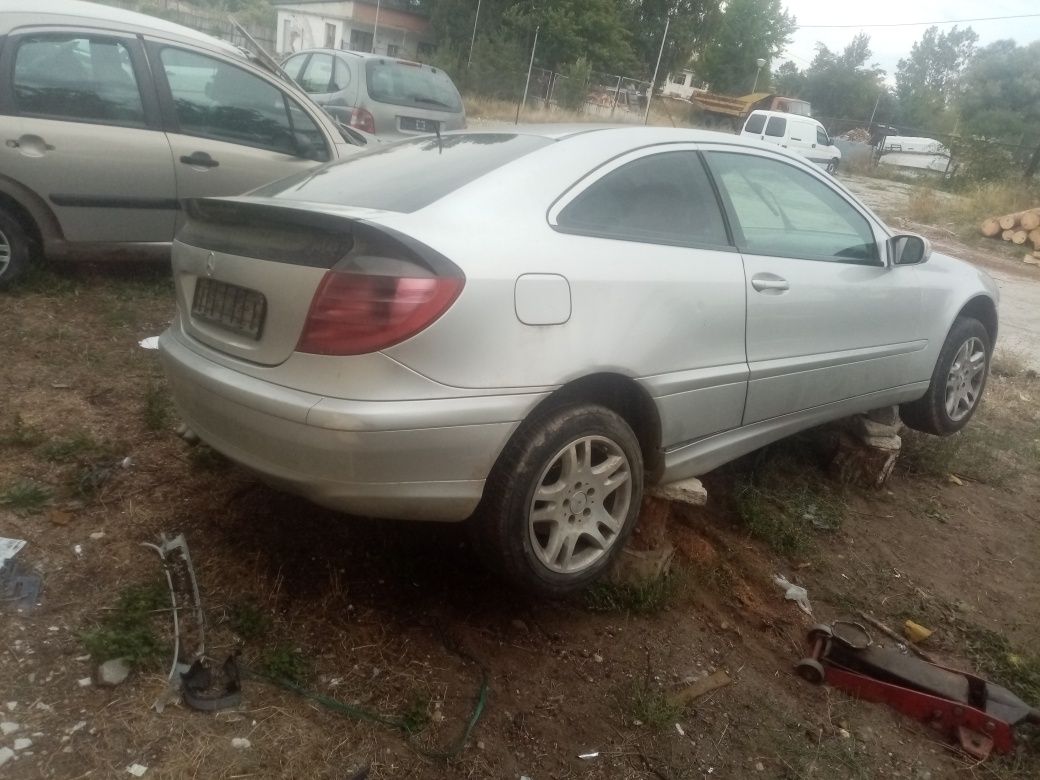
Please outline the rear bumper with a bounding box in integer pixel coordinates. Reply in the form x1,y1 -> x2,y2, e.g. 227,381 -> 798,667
159,331 -> 535,521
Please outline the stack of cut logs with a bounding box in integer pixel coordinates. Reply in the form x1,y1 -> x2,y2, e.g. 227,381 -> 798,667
980,208 -> 1040,265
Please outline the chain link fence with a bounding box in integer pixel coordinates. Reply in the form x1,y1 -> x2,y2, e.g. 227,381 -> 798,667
99,0 -> 277,54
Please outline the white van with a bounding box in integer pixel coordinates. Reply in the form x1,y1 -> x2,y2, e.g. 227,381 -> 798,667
740,110 -> 842,173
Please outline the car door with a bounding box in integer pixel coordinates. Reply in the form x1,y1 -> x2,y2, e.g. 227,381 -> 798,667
294,51 -> 357,124
147,42 -> 334,225
547,146 -> 748,448
0,30 -> 176,243
702,147 -> 924,424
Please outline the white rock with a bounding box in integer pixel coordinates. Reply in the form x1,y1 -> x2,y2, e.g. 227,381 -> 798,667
89,532 -> 105,540
4,702 -> 15,711
0,747 -> 14,767
0,722 -> 20,735
649,477 -> 708,506
231,738 -> 251,750
96,658 -> 131,687
127,763 -> 148,777
77,677 -> 92,688
68,721 -> 87,734
13,737 -> 32,751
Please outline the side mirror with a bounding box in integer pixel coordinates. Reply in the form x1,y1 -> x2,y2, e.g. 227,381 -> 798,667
889,233 -> 931,266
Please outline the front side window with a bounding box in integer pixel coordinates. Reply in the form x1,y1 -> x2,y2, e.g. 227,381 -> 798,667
764,116 -> 786,137
817,127 -> 831,146
13,35 -> 145,126
160,48 -> 328,161
557,151 -> 729,248
743,113 -> 765,134
706,152 -> 878,263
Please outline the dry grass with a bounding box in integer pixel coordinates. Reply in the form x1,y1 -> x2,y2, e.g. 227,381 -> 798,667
464,94 -> 696,129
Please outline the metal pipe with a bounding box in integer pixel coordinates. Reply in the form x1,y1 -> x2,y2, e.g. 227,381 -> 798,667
373,0 -> 382,54
516,25 -> 539,125
644,15 -> 670,125
467,0 -> 482,68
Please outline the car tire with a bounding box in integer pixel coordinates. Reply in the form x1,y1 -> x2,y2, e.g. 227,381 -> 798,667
0,208 -> 31,289
470,403 -> 644,597
827,158 -> 839,174
901,316 -> 991,436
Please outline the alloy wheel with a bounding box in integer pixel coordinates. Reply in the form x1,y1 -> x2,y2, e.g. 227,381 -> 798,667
527,435 -> 633,574
945,336 -> 986,421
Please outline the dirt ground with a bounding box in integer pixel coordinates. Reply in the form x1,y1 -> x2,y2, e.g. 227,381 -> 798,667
2,179 -> 1040,780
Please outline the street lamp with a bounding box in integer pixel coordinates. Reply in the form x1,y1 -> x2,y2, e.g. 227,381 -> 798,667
752,57 -> 766,93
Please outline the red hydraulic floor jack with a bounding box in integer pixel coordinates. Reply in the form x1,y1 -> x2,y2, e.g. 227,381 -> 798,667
796,621 -> 1040,759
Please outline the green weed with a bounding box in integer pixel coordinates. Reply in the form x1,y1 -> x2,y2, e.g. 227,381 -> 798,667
39,431 -> 105,463
259,644 -> 312,685
143,381 -> 172,432
0,414 -> 43,448
227,600 -> 272,642
0,480 -> 51,514
584,571 -> 682,614
616,678 -> 681,730
81,582 -> 168,666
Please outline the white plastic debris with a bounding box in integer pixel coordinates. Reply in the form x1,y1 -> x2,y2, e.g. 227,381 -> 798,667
773,574 -> 813,616
0,538 -> 27,568
675,723 -> 685,736
138,336 -> 160,350
127,763 -> 148,777
1,722 -> 20,735
77,677 -> 92,688
578,751 -> 600,759
73,545 -> 83,557
231,738 -> 251,750
13,738 -> 32,751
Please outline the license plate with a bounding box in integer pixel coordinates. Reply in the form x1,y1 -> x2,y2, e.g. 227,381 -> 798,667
400,116 -> 439,133
191,278 -> 266,340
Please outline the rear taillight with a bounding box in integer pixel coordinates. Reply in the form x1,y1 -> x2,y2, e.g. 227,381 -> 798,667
297,271 -> 464,356
350,107 -> 375,134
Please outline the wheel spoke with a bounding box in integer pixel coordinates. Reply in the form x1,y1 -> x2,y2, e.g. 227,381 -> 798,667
582,525 -> 610,551
535,480 -> 568,500
530,503 -> 559,524
594,506 -> 621,534
601,468 -> 630,499
557,533 -> 577,569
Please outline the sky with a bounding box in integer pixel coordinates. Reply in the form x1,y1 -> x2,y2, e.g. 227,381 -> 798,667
779,0 -> 1040,80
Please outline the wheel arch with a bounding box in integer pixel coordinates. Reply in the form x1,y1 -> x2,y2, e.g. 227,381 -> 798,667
0,176 -> 63,253
513,372 -> 664,480
956,294 -> 998,347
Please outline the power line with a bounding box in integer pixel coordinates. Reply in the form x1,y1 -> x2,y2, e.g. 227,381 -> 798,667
798,12 -> 1040,29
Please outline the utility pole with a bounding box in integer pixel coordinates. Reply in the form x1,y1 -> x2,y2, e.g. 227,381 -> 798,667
868,88 -> 883,127
468,0 -> 482,67
372,0 -> 382,54
516,25 -> 539,124
644,15 -> 670,125
751,58 -> 766,93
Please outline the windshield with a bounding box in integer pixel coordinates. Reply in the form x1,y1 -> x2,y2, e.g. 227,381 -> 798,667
252,133 -> 552,212
364,59 -> 463,113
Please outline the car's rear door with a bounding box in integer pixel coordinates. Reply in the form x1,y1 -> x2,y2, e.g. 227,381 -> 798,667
146,41 -> 335,227
702,147 -> 924,424
0,29 -> 176,242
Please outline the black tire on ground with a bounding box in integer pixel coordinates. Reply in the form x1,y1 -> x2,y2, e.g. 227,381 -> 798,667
469,403 -> 644,597
0,208 -> 31,289
901,316 -> 992,436
827,158 -> 839,174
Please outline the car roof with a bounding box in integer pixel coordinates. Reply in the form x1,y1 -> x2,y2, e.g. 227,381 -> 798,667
0,0 -> 242,57
748,110 -> 821,125
288,48 -> 444,67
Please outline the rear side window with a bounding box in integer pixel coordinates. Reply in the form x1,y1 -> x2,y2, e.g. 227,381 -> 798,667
160,48 -> 328,161
743,114 -> 765,134
298,52 -> 347,94
556,152 -> 729,248
253,133 -> 551,212
13,35 -> 145,126
764,116 -> 786,137
365,60 -> 462,113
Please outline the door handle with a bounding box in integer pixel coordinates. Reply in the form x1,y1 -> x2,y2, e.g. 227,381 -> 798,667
179,152 -> 219,168
751,275 -> 790,293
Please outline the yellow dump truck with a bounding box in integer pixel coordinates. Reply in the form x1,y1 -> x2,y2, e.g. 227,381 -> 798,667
690,91 -> 811,130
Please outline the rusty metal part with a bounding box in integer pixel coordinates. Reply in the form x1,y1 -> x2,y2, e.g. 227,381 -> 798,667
859,611 -> 940,664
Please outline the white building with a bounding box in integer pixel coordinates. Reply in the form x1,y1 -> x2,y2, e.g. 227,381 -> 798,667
274,0 -> 434,60
662,68 -> 697,100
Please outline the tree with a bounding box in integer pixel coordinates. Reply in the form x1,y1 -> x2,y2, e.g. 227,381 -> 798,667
957,40 -> 1040,178
696,0 -> 795,94
895,25 -> 977,133
772,60 -> 805,97
799,34 -> 886,123
625,0 -> 722,85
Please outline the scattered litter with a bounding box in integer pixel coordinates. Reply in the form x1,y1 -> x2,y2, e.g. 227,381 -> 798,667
1,722 -> 20,735
948,474 -> 965,485
669,669 -> 732,708
13,737 -> 31,751
77,677 -> 92,688
593,653 -> 603,663
0,538 -> 26,568
50,382 -> 72,389
68,721 -> 87,734
578,751 -> 600,759
773,574 -> 813,616
903,620 -> 934,644
89,532 -> 105,541
121,457 -> 134,469
97,658 -> 131,687
755,762 -> 765,772
0,747 -> 14,767
838,728 -> 851,739
674,723 -> 685,736
73,545 -> 83,557
138,336 -> 160,350
231,737 -> 251,749
126,763 -> 148,777
5,703 -> 16,711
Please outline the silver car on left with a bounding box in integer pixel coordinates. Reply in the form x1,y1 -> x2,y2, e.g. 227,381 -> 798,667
0,0 -> 363,287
